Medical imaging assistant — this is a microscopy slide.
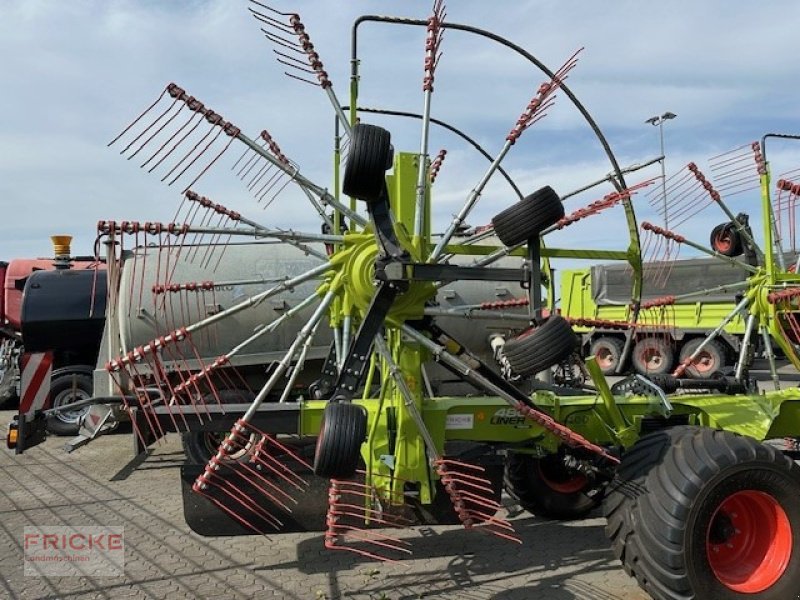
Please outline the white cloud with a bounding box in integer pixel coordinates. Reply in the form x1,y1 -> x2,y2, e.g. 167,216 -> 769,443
1,0 -> 798,270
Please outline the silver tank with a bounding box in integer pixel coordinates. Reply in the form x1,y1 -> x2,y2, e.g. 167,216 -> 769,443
115,238 -> 528,376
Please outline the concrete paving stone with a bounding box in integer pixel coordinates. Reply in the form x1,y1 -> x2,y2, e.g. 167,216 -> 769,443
0,409 -> 652,600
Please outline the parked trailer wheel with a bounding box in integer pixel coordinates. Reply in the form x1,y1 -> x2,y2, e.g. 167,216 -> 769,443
491,185 -> 564,247
604,426 -> 800,600
504,452 -> 602,520
631,337 -> 674,376
342,123 -> 393,202
182,389 -> 258,464
710,222 -> 744,257
46,369 -> 93,436
679,338 -> 726,378
313,401 -> 368,478
589,336 -> 626,375
502,315 -> 579,377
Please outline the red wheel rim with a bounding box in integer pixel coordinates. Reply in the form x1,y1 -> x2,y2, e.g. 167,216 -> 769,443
536,458 -> 588,495
706,489 -> 792,593
713,231 -> 732,253
595,346 -> 615,370
638,345 -> 665,371
688,349 -> 716,375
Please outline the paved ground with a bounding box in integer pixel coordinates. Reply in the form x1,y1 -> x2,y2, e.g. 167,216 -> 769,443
3,361 -> 798,600
0,409 -> 650,600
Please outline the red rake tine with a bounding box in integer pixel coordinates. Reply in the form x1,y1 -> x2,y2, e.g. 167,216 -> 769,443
205,467 -> 286,528
128,103 -> 187,160
248,451 -> 309,491
140,110 -> 202,169
160,122 -> 218,183
193,474 -> 277,534
218,459 -> 297,512
119,98 -> 181,155
109,86 -> 170,146
242,423 -> 314,471
147,113 -> 205,174
169,126 -> 225,187
181,134 -> 237,194
327,524 -> 412,552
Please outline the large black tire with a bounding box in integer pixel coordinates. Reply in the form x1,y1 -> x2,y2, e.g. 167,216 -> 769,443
631,337 -> 674,375
313,402 -> 367,478
491,186 -> 564,247
504,452 -> 602,520
679,338 -> 726,379
590,336 -> 626,375
503,315 -> 578,377
46,369 -> 93,436
710,222 -> 744,257
182,389 -> 257,464
604,426 -> 800,600
342,123 -> 393,202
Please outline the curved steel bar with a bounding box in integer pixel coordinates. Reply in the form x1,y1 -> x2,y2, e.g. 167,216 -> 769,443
355,106 -> 523,200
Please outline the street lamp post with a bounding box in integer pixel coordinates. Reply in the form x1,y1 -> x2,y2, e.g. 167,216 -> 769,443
645,111 -> 677,229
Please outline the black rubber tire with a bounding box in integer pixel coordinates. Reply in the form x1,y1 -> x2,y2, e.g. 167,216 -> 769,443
631,337 -> 674,375
313,402 -> 367,478
46,370 -> 93,436
342,123 -> 393,202
504,452 -> 602,520
503,315 -> 578,377
678,338 -> 726,379
604,426 -> 800,600
182,389 -> 257,464
589,336 -> 626,375
491,186 -> 564,247
710,222 -> 744,257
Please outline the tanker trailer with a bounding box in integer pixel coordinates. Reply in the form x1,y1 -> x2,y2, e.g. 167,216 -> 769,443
102,235 -> 529,460
19,253 -> 107,435
11,233 -> 530,456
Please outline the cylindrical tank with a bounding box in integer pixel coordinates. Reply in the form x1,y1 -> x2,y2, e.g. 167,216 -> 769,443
116,241 -> 330,362
21,269 -> 108,353
115,238 -> 529,373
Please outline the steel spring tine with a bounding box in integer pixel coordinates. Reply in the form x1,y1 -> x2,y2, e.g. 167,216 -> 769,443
128,103 -> 186,160
170,126 -> 225,187
148,113 -> 205,173
119,98 -> 181,155
141,110 -> 199,169
109,86 -> 169,146
160,122 -> 217,182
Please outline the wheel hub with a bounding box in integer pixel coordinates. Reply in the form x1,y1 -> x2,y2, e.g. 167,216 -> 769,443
706,489 -> 792,594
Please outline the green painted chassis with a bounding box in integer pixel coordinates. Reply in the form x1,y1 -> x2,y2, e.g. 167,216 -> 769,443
301,146 -> 800,510
296,377 -> 800,506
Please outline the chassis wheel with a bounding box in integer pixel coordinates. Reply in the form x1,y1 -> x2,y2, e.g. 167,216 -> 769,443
491,185 -> 564,247
590,336 -> 626,375
313,402 -> 367,478
503,315 -> 578,377
46,370 -> 93,436
342,123 -> 393,202
679,338 -> 726,378
504,452 -> 602,520
710,222 -> 744,257
631,337 -> 674,375
182,389 -> 258,464
604,426 -> 800,600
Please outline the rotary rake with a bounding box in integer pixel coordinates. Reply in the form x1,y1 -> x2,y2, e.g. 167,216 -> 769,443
85,4 -> 800,598
100,0 -> 646,561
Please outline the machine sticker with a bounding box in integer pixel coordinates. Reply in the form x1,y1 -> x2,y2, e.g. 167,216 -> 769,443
490,407 -> 531,428
445,414 -> 474,430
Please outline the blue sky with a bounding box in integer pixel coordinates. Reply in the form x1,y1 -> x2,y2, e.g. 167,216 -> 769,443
2,0 -> 799,268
